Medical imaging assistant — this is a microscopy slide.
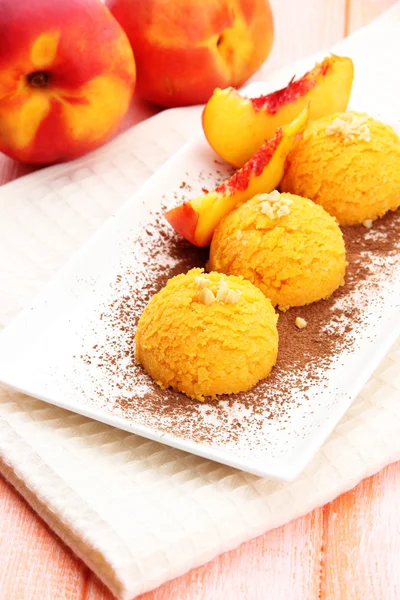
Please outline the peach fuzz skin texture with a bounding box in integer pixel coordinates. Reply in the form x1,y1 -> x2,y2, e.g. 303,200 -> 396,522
281,112 -> 400,225
208,193 -> 346,311
136,269 -> 278,401
0,0 -> 135,165
107,0 -> 273,107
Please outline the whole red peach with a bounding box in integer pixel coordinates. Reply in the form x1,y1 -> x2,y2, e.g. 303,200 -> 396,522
107,0 -> 274,107
0,0 -> 136,165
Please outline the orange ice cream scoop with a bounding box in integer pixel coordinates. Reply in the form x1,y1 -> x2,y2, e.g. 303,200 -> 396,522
280,112 -> 400,225
135,268 -> 278,401
208,191 -> 346,311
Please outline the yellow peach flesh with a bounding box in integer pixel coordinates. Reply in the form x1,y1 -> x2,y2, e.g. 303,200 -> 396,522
202,55 -> 354,166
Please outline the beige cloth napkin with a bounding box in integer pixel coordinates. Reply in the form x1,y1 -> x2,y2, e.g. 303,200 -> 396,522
1,6 -> 400,599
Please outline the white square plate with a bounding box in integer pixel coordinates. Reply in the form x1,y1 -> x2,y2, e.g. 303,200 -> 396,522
0,82 -> 399,481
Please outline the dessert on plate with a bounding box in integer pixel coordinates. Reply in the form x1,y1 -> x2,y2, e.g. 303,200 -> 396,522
208,191 -> 346,310
136,268 -> 278,401
137,55 -> 400,403
280,111 -> 400,225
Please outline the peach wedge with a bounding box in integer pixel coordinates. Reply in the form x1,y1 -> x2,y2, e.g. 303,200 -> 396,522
165,108 -> 308,248
202,55 -> 354,167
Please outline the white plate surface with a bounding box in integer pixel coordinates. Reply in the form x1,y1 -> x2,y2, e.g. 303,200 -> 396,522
0,82 -> 399,481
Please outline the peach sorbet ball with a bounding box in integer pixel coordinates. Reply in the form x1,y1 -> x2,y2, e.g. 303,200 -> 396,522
136,269 -> 278,401
208,191 -> 346,311
280,112 -> 400,225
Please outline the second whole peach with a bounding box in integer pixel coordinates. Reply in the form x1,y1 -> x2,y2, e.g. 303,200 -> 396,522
107,0 -> 274,107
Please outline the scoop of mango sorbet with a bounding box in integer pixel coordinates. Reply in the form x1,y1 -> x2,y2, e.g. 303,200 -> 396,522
135,269 -> 278,401
208,192 -> 346,311
281,111 -> 400,225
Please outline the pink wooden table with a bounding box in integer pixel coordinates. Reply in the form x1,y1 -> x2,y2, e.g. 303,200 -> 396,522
1,1 -> 399,598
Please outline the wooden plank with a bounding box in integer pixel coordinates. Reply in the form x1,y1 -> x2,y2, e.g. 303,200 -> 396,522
0,158 -> 32,188
0,476 -> 87,600
85,512 -> 323,600
85,575 -> 116,600
321,464 -> 400,599
347,0 -> 397,34
264,0 -> 347,73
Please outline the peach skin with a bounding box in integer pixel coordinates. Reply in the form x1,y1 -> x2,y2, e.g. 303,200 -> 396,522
203,55 -> 354,166
165,108 -> 308,247
107,0 -> 274,107
0,0 -> 136,165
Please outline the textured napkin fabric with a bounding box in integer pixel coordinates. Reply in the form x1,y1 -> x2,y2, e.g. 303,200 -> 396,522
1,6 -> 400,599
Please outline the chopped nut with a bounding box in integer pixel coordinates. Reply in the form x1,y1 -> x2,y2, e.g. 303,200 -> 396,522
260,202 -> 275,219
295,317 -> 307,329
216,279 -> 240,303
260,190 -> 293,220
216,278 -> 229,301
259,189 -> 280,202
276,205 -> 291,218
325,113 -> 371,143
362,219 -> 373,229
195,276 -> 211,290
198,287 -> 216,306
197,277 -> 241,305
216,286 -> 229,302
225,289 -> 241,304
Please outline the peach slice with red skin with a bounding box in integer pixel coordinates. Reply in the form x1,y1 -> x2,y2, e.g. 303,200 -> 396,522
165,108 -> 308,248
202,55 -> 354,167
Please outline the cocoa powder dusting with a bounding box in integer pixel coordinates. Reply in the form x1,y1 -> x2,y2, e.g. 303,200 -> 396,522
73,207 -> 400,459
